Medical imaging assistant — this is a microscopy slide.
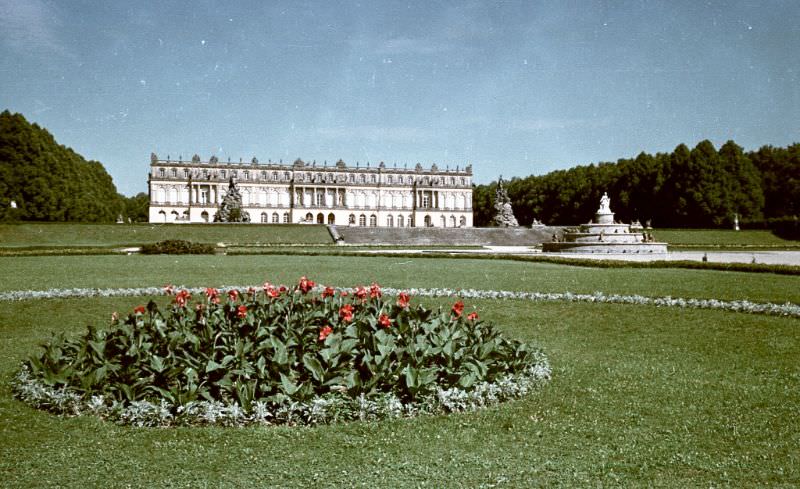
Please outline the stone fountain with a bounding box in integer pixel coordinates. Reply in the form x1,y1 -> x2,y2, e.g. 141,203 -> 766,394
542,192 -> 668,254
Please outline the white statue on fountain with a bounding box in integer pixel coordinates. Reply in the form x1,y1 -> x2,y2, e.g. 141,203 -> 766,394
598,192 -> 611,213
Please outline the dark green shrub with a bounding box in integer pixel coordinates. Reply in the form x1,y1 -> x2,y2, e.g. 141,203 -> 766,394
140,239 -> 215,254
769,216 -> 800,241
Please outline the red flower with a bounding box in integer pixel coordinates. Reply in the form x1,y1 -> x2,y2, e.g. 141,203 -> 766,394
378,314 -> 391,328
322,286 -> 336,298
175,290 -> 191,307
397,292 -> 411,308
205,287 -> 220,304
133,305 -> 146,315
298,276 -> 315,294
355,286 -> 367,301
279,285 -> 288,293
369,282 -> 382,299
247,286 -> 257,298
340,291 -> 349,297
163,284 -> 174,296
236,305 -> 247,319
228,289 -> 239,302
467,311 -> 479,321
451,300 -> 464,318
339,304 -> 354,322
319,325 -> 333,341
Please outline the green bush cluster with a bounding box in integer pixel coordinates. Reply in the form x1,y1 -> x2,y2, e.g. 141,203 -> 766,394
140,240 -> 215,255
20,279 -> 543,414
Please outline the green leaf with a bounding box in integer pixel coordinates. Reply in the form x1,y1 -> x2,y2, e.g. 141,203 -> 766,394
279,373 -> 299,395
302,353 -> 324,382
205,359 -> 223,373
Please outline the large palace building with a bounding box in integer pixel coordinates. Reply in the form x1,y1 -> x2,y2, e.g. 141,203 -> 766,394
148,154 -> 473,227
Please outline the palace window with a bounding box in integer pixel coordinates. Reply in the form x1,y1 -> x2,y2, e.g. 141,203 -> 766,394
386,215 -> 394,227
158,168 -> 165,177
283,212 -> 289,223
369,214 -> 377,227
349,174 -> 355,183
171,168 -> 177,177
387,175 -> 393,184
359,214 -> 366,226
422,195 -> 430,208
371,174 -> 377,183
221,170 -> 226,179
461,177 -> 466,185
349,214 -> 356,225
244,171 -> 249,180
202,169 -> 208,178
450,177 -> 455,185
261,212 -> 268,223
316,193 -> 324,207
232,170 -> 238,178
284,171 -> 290,180
261,171 -> 267,180
397,215 -> 404,227
359,174 -> 366,183
316,173 -> 322,182
272,212 -> 279,223
272,171 -> 278,181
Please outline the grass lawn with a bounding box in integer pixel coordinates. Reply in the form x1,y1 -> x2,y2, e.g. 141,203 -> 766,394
0,223 -> 333,248
654,228 -> 799,249
1,255 -> 798,487
2,254 -> 799,304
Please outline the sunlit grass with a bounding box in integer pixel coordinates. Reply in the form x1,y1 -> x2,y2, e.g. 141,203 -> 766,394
2,254 -> 799,304
1,296 -> 798,487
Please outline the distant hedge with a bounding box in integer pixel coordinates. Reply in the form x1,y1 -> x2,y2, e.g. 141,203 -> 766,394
769,217 -> 800,241
140,240 -> 215,255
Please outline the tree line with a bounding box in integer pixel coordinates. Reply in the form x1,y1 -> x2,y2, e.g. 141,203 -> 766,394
474,140 -> 799,229
0,110 -> 149,222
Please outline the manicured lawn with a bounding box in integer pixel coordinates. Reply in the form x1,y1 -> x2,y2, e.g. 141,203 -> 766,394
2,254 -> 799,304
1,254 -> 798,487
1,297 -> 797,487
0,223 -> 333,247
654,228 -> 798,248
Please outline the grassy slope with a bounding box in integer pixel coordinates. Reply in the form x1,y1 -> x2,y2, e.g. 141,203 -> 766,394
654,228 -> 797,247
0,223 -> 333,247
1,254 -> 799,304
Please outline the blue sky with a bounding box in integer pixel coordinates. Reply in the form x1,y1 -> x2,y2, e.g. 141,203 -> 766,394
1,0 -> 798,196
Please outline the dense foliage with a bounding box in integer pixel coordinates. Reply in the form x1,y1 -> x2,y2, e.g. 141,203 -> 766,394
140,239 -> 216,255
14,278 -> 548,425
475,140 -> 798,228
0,111 -> 130,222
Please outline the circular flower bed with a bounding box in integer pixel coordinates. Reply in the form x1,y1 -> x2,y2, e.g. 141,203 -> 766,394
12,277 -> 550,427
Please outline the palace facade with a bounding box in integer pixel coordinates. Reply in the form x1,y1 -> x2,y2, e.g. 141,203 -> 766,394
148,154 -> 473,227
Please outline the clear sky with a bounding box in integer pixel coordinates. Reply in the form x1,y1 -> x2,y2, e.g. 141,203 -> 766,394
1,0 -> 798,196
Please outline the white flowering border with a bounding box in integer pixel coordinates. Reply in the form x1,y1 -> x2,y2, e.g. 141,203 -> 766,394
12,360 -> 552,428
2,285 -> 799,318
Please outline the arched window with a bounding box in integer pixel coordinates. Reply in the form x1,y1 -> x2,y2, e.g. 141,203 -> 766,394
349,214 -> 356,225
272,212 -> 279,223
386,215 -> 394,227
170,210 -> 179,222
317,213 -> 324,224
359,214 -> 366,226
459,216 -> 466,227
397,215 -> 404,227
369,214 -> 377,227
305,212 -> 313,222
283,212 -> 289,223
327,213 -> 335,225
261,212 -> 268,223
424,215 -> 432,227
158,210 -> 167,223
450,215 -> 457,227
440,216 -> 446,227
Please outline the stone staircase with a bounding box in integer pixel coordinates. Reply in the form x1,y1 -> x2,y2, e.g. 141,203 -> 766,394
331,226 -> 560,246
